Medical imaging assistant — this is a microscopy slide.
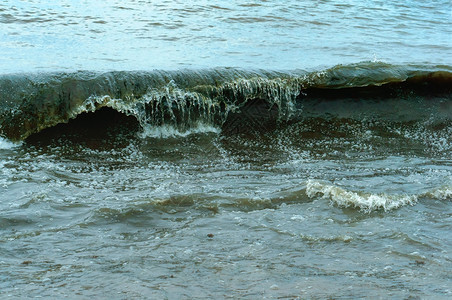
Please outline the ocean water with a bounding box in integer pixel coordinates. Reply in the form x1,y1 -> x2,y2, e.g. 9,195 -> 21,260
1,0 -> 451,299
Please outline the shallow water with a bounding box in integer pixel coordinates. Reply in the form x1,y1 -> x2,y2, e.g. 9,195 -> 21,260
1,105 -> 451,298
1,0 -> 452,299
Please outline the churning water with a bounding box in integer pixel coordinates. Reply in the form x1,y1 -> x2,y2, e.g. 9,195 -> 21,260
1,0 -> 451,298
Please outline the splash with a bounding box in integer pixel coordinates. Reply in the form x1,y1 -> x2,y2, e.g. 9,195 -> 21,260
423,184 -> 452,201
0,137 -> 20,149
139,122 -> 220,138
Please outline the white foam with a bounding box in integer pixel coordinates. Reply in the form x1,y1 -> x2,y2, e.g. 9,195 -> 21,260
139,122 -> 220,138
0,137 -> 20,149
306,180 -> 417,212
423,185 -> 452,200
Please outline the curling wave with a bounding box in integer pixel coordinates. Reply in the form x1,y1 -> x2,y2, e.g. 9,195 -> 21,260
0,61 -> 451,141
306,180 -> 417,211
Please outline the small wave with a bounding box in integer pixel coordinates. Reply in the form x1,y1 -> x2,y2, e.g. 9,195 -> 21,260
423,184 -> 452,200
306,180 -> 417,212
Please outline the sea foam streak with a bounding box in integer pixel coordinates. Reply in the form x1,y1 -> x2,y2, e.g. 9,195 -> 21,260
423,184 -> 452,201
306,180 -> 417,212
0,137 -> 19,149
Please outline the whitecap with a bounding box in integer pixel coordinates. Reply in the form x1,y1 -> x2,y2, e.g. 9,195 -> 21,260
306,179 -> 417,212
423,184 -> 452,200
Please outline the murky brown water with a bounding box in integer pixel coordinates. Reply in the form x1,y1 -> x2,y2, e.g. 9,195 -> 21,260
1,0 -> 451,298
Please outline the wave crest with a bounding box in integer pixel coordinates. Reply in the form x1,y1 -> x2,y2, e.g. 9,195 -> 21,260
306,180 -> 417,212
1,62 -> 451,141
0,137 -> 20,149
423,184 -> 452,201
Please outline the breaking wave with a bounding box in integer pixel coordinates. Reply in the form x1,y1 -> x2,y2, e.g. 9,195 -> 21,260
306,180 -> 452,212
0,61 -> 451,141
306,180 -> 417,212
423,184 -> 452,201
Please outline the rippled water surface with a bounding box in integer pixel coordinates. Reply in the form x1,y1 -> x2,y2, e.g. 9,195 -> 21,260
0,0 -> 451,72
1,105 -> 451,298
1,0 -> 451,299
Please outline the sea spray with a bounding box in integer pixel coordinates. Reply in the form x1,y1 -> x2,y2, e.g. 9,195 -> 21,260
306,180 -> 417,212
